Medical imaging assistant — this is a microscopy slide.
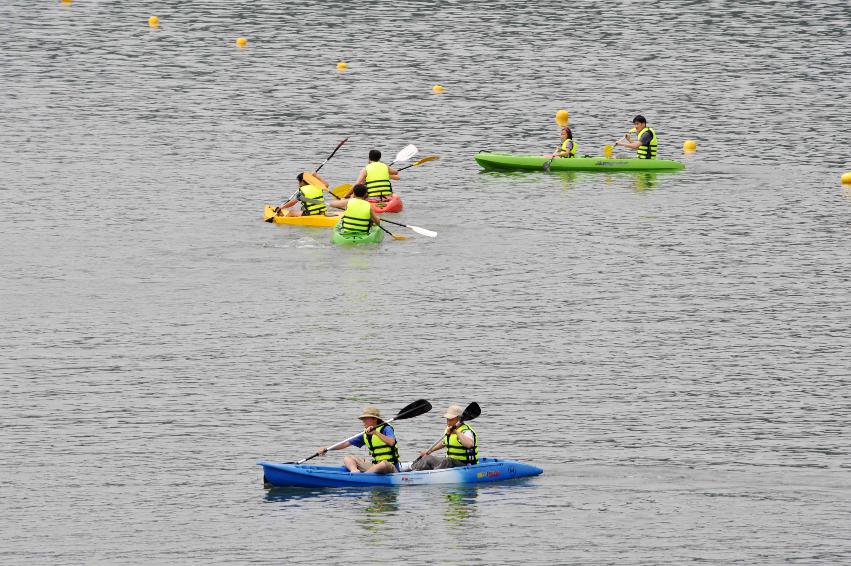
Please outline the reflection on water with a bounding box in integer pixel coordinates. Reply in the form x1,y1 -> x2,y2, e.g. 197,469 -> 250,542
356,488 -> 400,533
443,486 -> 479,526
633,173 -> 658,191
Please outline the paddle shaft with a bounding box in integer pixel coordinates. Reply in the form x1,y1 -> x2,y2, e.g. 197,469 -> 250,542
396,155 -> 438,172
314,137 -> 348,173
543,144 -> 562,172
373,218 -> 437,238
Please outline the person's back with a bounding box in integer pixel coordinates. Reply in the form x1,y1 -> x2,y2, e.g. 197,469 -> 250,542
298,175 -> 327,216
363,149 -> 393,199
341,184 -> 376,232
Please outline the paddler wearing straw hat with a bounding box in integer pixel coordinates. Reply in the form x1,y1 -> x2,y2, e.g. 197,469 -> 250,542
410,404 -> 478,471
317,406 -> 400,474
274,171 -> 329,217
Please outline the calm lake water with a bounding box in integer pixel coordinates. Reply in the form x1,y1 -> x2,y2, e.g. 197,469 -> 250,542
2,1 -> 850,564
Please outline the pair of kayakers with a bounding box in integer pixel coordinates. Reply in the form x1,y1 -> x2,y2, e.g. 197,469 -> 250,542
317,404 -> 477,474
274,150 -> 399,234
545,115 -> 658,159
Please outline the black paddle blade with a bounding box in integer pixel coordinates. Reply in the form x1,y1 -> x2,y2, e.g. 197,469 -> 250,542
461,402 -> 481,421
394,399 -> 432,420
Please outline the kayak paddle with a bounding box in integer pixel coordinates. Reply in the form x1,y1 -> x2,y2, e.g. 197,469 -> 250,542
315,137 -> 349,173
412,402 -> 481,465
378,224 -> 409,241
604,136 -> 625,158
330,183 -> 353,199
378,218 -> 437,238
291,399 -> 432,464
542,146 -> 561,172
396,155 -> 439,172
388,144 -> 418,166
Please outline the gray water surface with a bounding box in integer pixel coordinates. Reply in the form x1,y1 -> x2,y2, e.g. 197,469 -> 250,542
2,1 -> 851,564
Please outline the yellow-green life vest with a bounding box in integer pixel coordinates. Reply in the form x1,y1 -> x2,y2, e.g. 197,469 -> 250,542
341,197 -> 373,232
364,161 -> 392,198
444,423 -> 478,464
636,127 -> 657,159
560,138 -> 578,158
364,424 -> 400,465
299,183 -> 326,216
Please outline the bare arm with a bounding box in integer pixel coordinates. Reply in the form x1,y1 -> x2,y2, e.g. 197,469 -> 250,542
420,439 -> 446,458
318,441 -> 351,455
619,133 -> 641,149
389,167 -> 400,180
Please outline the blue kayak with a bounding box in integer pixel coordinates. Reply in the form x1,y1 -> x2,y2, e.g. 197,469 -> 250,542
257,457 -> 543,488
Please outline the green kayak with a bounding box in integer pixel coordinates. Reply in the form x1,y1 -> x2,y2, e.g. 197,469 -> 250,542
475,152 -> 685,172
331,222 -> 384,245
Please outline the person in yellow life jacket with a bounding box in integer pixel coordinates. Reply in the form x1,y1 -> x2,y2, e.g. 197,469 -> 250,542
410,404 -> 478,471
275,171 -> 328,217
329,184 -> 381,232
344,149 -> 400,202
317,406 -> 400,473
545,127 -> 578,158
617,115 -> 658,159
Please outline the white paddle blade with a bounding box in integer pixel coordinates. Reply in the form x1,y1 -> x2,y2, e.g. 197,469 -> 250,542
410,225 -> 437,238
394,144 -> 418,163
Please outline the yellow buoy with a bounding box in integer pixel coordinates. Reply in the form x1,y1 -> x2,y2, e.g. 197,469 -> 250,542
555,109 -> 569,128
842,172 -> 851,185
148,16 -> 159,28
432,84 -> 444,94
236,37 -> 248,48
336,61 -> 348,71
683,139 -> 698,152
61,0 -> 72,4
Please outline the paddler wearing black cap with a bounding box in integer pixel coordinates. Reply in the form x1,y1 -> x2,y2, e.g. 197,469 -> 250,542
616,115 -> 658,159
411,404 -> 478,471
317,406 -> 400,474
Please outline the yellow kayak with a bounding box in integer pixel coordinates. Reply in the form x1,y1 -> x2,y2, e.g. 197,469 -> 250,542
263,206 -> 342,227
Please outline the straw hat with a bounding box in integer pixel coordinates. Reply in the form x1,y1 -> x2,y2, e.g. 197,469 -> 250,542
443,404 -> 464,419
358,406 -> 382,420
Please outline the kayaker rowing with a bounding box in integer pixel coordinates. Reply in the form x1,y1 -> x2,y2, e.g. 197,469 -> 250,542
329,184 -> 381,234
317,406 -> 401,474
340,149 -> 400,202
412,404 -> 479,471
273,171 -> 329,217
259,399 -> 544,487
616,115 -> 658,159
544,126 -> 579,159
